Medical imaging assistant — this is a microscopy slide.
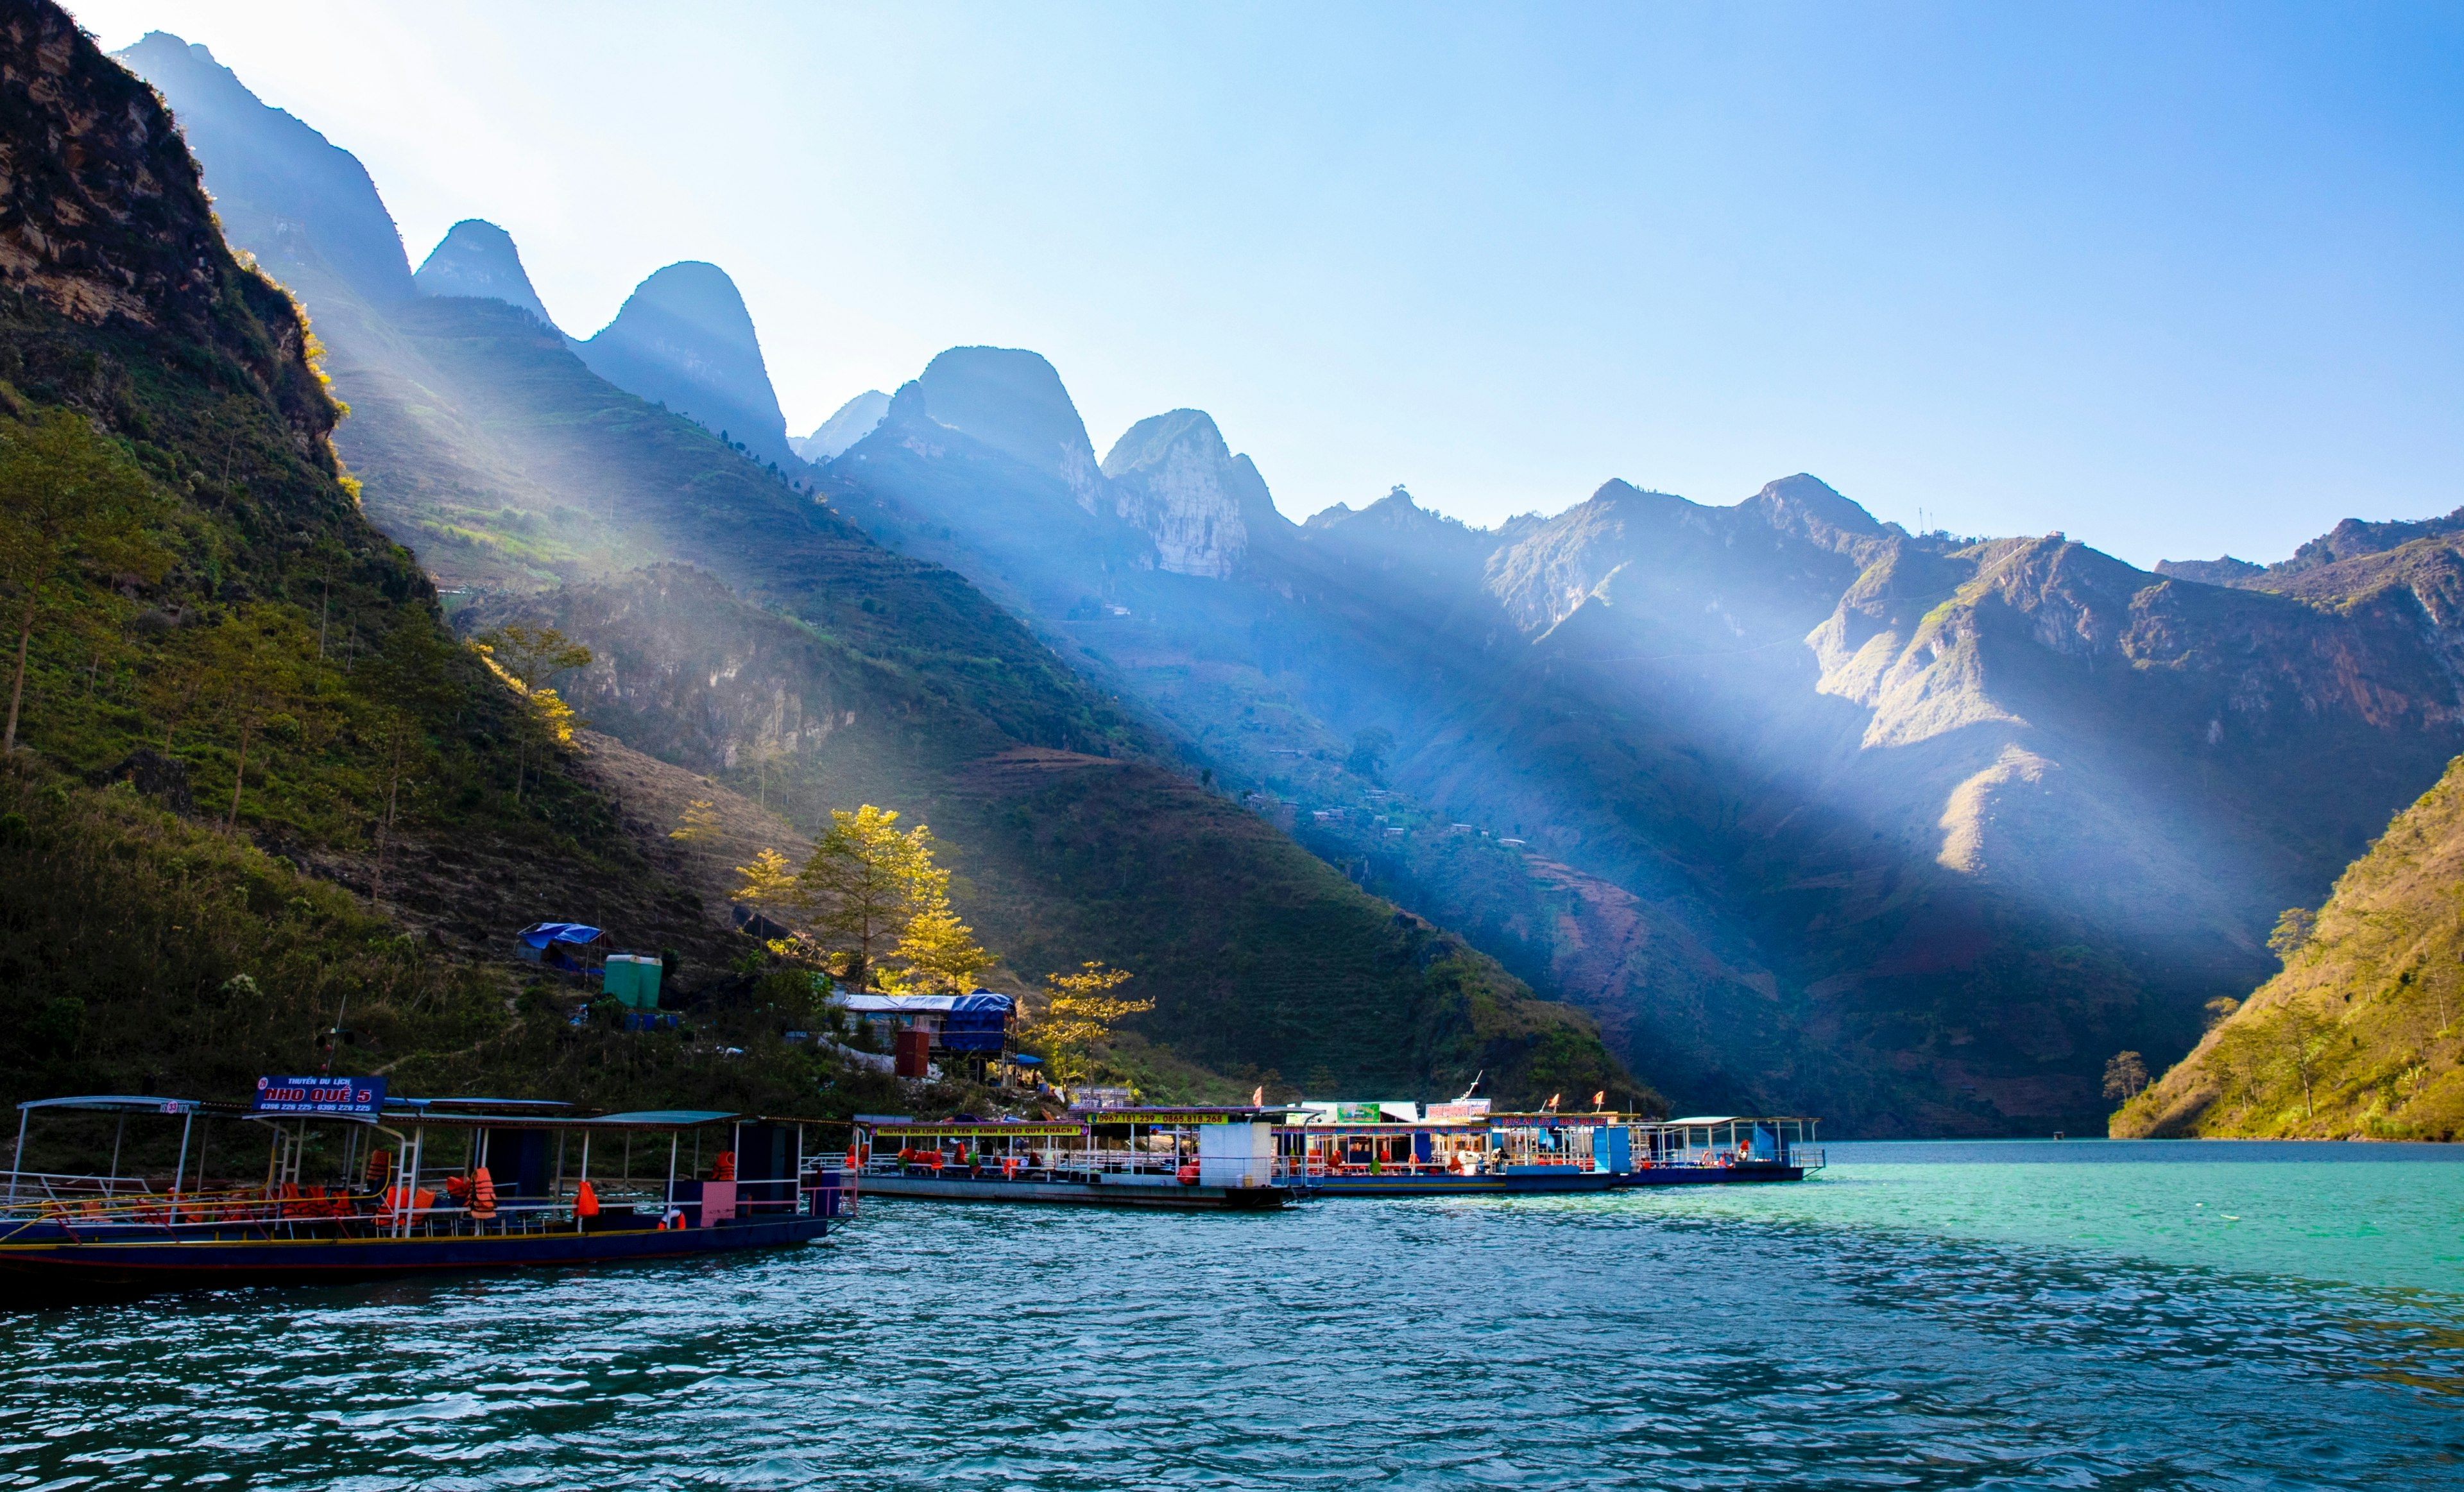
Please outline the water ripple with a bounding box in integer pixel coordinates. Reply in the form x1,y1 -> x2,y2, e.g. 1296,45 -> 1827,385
6,1177 -> 2464,1489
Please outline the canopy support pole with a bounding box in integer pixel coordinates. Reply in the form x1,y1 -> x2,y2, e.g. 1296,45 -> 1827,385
6,1106 -> 26,1204
169,1108 -> 196,1217
665,1133 -> 680,1220
108,1115 -> 125,1187
399,1127 -> 425,1239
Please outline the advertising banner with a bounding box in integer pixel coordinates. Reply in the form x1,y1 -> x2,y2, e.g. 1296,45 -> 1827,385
252,1076 -> 386,1117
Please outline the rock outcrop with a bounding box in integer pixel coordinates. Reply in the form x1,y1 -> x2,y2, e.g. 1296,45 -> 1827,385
914,346 -> 1105,511
794,388 -> 888,461
413,218 -> 558,330
1101,409 -> 1274,578
115,31 -> 413,306
574,260 -> 798,468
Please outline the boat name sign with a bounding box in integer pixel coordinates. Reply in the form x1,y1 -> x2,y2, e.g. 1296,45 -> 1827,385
252,1075 -> 387,1117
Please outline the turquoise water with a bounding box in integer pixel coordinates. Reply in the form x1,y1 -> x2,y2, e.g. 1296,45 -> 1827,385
5,1140 -> 2464,1488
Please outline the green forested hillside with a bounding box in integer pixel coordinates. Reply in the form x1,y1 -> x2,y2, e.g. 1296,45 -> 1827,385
0,6 -> 867,1118
471,567 -> 1638,1105
2113,753 -> 2464,1139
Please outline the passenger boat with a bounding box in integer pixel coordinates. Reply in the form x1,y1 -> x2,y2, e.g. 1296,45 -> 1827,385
1281,1102 -> 1614,1196
1278,1102 -> 1824,1194
852,1106 -> 1292,1210
0,1081 -> 853,1299
1607,1115 -> 1823,1187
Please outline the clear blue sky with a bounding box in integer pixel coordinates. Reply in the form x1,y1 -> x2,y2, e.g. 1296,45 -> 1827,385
64,0 -> 2464,566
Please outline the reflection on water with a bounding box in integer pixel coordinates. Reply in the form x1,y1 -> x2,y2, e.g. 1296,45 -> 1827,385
6,1143 -> 2464,1489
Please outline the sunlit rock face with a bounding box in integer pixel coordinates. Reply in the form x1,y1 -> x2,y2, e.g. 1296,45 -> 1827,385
1102,409 -> 1272,578
915,347 -> 1106,513
575,261 -> 797,469
116,31 -> 415,305
413,219 -> 558,331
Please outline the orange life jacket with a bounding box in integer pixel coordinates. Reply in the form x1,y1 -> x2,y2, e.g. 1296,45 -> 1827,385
711,1151 -> 736,1182
470,1167 -> 498,1219
364,1148 -> 393,1187
574,1179 -> 601,1218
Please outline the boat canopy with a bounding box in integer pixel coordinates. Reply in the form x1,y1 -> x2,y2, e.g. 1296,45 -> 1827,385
241,1106 -> 744,1133
13,1095 -> 238,1116
1660,1115 -> 1817,1126
386,1096 -> 572,1113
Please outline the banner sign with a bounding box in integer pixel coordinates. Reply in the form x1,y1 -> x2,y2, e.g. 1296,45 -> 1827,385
1425,1101 -> 1492,1122
1333,1104 -> 1383,1124
871,1123 -> 1084,1140
253,1076 -> 386,1117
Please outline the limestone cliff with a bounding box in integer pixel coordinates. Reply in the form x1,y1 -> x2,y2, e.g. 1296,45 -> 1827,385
1100,408 -> 1274,578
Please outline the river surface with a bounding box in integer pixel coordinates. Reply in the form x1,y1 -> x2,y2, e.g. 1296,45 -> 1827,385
6,1140 -> 2464,1489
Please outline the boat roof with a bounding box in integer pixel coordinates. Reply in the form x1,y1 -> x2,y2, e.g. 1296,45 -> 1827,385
868,1120 -> 1088,1138
13,1095 -> 243,1117
1659,1115 -> 1817,1125
1068,1105 -> 1296,1120
19,1097 -> 787,1135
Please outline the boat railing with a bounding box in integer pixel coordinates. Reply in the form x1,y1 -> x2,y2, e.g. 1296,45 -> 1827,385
4,1176 -> 851,1235
1792,1147 -> 1826,1172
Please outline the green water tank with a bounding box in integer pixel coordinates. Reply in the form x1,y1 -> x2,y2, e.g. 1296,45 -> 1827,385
604,954 -> 663,1010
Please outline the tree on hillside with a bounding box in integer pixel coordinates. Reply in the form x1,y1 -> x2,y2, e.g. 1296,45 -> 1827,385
2272,1004 -> 2332,1120
2268,907 -> 2317,961
734,805 -> 991,991
1032,962 -> 1151,1086
350,622 -> 462,900
670,798 -> 721,844
0,411 -> 170,751
472,623 -> 591,801
795,805 -> 939,991
193,606 -> 315,833
882,891 -> 995,994
2101,1050 -> 2149,1104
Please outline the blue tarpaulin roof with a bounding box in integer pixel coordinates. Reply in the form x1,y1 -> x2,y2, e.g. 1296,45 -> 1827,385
517,922 -> 605,949
837,990 -> 1013,1015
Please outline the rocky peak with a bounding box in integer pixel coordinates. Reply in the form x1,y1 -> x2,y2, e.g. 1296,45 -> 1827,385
574,260 -> 796,468
793,389 -> 889,462
915,347 -> 1103,511
2153,556 -> 2264,587
2284,508 -> 2464,576
1740,473 -> 1889,556
1101,409 -> 1277,578
413,218 -> 558,331
5,10 -> 337,455
115,31 -> 413,307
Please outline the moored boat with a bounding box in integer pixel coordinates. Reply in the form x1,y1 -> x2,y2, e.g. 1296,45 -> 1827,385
1605,1115 -> 1824,1186
1276,1102 -> 1825,1194
0,1082 -> 853,1299
853,1106 -> 1292,1210
1281,1102 -> 1614,1196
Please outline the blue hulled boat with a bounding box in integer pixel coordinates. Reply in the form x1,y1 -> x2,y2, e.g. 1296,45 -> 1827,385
0,1086 -> 853,1299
